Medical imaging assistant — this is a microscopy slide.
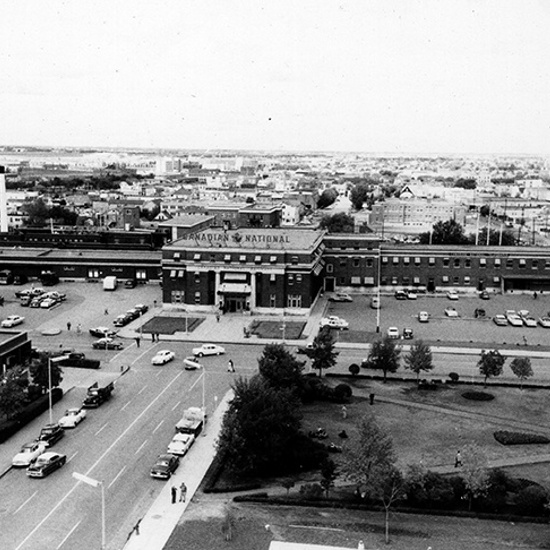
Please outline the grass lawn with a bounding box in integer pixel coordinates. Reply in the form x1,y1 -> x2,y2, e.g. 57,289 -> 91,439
141,316 -> 205,334
249,320 -> 306,340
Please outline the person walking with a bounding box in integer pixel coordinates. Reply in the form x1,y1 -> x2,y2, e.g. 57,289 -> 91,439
171,486 -> 177,504
67,321 -> 71,331
104,308 -> 109,315
455,450 -> 462,468
179,482 -> 187,502
216,312 -> 220,323
76,323 -> 82,335
227,359 -> 235,373
135,336 -> 141,348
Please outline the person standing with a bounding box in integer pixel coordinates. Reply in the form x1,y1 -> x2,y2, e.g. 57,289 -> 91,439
171,486 -> 177,504
227,359 -> 235,373
135,336 -> 141,348
67,321 -> 71,331
455,450 -> 462,468
179,482 -> 187,502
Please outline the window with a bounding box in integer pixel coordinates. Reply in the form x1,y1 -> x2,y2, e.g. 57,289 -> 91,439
136,269 -> 147,281
339,258 -> 347,267
270,294 -> 276,308
174,252 -> 181,260
194,272 -> 200,284
413,276 -> 420,284
382,256 -> 389,264
193,253 -> 200,261
366,258 -> 373,267
381,276 -> 388,286
506,259 -> 513,269
353,258 -> 360,267
453,276 -> 459,284
351,276 -> 361,285
494,258 -> 501,267
171,290 -> 184,303
454,258 -> 460,268
493,276 -> 500,284
519,259 -> 526,268
239,255 -> 246,263
403,257 -> 410,265
194,291 -> 201,304
402,276 -> 410,285
428,257 -> 435,266
170,270 -> 177,278
391,277 -> 398,285
443,257 -> 450,267
465,259 -> 471,268
464,276 -> 470,284
393,257 -> 399,265
532,260 -> 538,269
223,254 -> 231,262
415,257 -> 421,265
88,269 -> 100,279
270,256 -> 277,263
291,256 -> 299,264
296,274 -> 303,283
442,275 -> 449,283
210,254 -> 216,262
338,277 -> 345,285
479,258 -> 486,267
327,264 -> 334,273
254,255 -> 262,264
546,260 -> 550,269
178,270 -> 184,278
270,273 -> 276,283
287,295 -> 302,308
288,274 -> 294,285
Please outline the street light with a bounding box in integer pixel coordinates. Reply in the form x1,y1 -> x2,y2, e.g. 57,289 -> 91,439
73,472 -> 106,550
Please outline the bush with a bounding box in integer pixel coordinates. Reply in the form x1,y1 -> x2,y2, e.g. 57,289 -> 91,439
299,483 -> 324,499
494,431 -> 550,445
285,433 -> 328,473
515,485 -> 549,516
332,383 -> 352,403
448,372 -> 460,383
301,378 -> 335,402
348,364 -> 360,377
462,391 -> 495,401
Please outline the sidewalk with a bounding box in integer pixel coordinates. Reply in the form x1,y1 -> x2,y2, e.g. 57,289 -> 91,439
120,389 -> 233,550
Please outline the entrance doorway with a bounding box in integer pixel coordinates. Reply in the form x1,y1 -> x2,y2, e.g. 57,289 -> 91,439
222,295 -> 247,313
325,277 -> 335,292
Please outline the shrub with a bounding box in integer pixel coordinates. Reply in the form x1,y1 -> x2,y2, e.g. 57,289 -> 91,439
462,391 -> 495,401
299,482 -> 324,499
515,485 -> 549,516
285,433 -> 328,472
348,363 -> 360,377
332,383 -> 352,403
301,378 -> 335,402
494,431 -> 550,445
448,372 -> 460,383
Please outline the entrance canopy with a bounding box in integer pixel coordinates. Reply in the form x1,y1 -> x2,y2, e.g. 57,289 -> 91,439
217,283 -> 251,294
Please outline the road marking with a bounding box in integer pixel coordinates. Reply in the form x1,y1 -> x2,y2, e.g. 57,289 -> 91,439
13,491 -> 38,514
137,384 -> 149,395
289,525 -> 344,532
68,451 -> 78,463
111,348 -> 126,362
152,419 -> 164,433
56,520 -> 82,549
156,369 -> 164,377
171,400 -> 181,411
133,346 -> 156,364
95,422 -> 109,436
135,439 -> 148,455
15,370 -> 185,550
121,399 -> 133,411
108,466 -> 127,489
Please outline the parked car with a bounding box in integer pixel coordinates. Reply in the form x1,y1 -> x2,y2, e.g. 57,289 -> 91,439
43,291 -> 66,301
369,296 -> 380,309
386,326 -> 400,339
1,315 -> 25,328
113,314 -> 133,327
124,279 -> 137,288
493,314 -> 508,326
92,337 -> 124,350
152,350 -> 175,365
522,316 -> 538,327
402,327 -> 414,339
89,326 -> 117,338
134,303 -> 149,314
183,356 -> 202,370
406,290 -> 417,300
538,317 -> 550,328
26,452 -> 66,478
39,297 -> 57,309
150,453 -> 180,480
192,343 -> 226,357
506,313 -> 523,327
296,342 -> 314,354
328,292 -> 353,302
446,291 -> 459,300
30,296 -> 44,308
12,441 -> 48,467
417,311 -> 429,323
167,433 -> 195,456
479,290 -> 490,300
37,423 -> 65,447
320,316 -> 349,330
394,290 -> 407,300
58,407 -> 87,428
444,307 -> 459,318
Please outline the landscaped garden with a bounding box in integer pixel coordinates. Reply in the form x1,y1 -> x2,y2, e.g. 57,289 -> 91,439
141,315 -> 205,335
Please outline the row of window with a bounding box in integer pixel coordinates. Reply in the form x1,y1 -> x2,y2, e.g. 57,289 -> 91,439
168,271 -> 304,284
169,290 -> 303,308
380,256 -> 550,269
378,275 -> 501,286
172,252 -> 298,264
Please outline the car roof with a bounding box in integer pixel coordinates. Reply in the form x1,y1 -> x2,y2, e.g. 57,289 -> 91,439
38,452 -> 59,460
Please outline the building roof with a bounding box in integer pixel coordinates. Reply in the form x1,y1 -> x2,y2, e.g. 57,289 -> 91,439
167,228 -> 325,252
158,214 -> 216,228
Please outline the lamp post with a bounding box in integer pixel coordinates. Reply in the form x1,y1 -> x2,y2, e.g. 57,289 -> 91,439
73,472 -> 106,550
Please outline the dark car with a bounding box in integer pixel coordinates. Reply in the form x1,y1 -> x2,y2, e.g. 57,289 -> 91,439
124,279 -> 137,288
296,343 -> 314,354
37,423 -> 65,447
92,338 -> 124,350
150,453 -> 180,480
479,290 -> 490,300
134,303 -> 148,314
113,314 -> 133,327
89,326 -> 117,338
394,290 -> 407,300
13,274 -> 28,285
402,327 -> 414,339
26,451 -> 66,478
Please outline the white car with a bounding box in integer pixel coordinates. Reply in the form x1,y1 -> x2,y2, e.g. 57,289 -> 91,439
538,317 -> 550,328
418,311 -> 429,323
152,350 -> 175,365
522,316 -> 537,327
493,314 -> 508,326
58,407 -> 87,428
507,314 -> 523,327
320,316 -> 349,330
39,297 -> 57,309
192,344 -> 226,357
446,291 -> 459,301
444,307 -> 459,318
167,433 -> 195,456
386,327 -> 400,339
1,315 -> 25,328
12,441 -> 48,467
406,291 -> 418,300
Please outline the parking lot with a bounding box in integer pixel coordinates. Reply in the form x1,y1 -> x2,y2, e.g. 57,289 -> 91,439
325,290 -> 550,348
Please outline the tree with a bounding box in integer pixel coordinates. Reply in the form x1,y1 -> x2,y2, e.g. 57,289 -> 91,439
349,183 -> 370,210
477,349 -> 505,386
510,357 -> 533,389
375,466 -> 406,544
0,366 -> 28,420
475,228 -> 516,246
320,458 -> 338,497
461,444 -> 489,511
258,343 -> 305,393
341,413 -> 396,499
319,213 -> 355,233
29,353 -> 64,394
404,340 -> 434,382
418,218 -> 470,245
308,328 -> 339,377
21,198 -> 50,226
365,336 -> 401,382
317,188 -> 338,209
217,375 -> 302,475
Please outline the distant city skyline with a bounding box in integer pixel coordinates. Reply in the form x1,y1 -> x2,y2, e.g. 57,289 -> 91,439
1,0 -> 549,155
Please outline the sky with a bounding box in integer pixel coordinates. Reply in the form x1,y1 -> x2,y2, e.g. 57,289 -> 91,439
1,0 -> 550,155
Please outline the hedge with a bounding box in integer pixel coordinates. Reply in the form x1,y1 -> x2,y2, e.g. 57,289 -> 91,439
0,387 -> 63,443
494,431 -> 550,445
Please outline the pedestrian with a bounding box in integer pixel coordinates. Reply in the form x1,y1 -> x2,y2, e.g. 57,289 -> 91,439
534,291 -> 538,299
135,336 -> 141,348
216,312 -> 220,323
67,321 -> 71,331
369,393 -> 375,405
104,308 -> 109,315
171,486 -> 177,504
523,335 -> 528,346
455,450 -> 462,468
134,519 -> 141,536
179,481 -> 187,502
341,405 -> 347,419
76,323 -> 82,335
227,359 -> 235,373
